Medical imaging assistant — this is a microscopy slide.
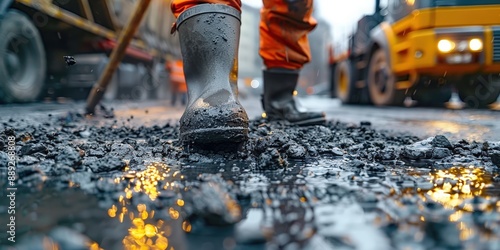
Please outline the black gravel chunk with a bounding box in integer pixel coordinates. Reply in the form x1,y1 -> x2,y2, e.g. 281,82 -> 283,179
20,143 -> 48,155
377,147 -> 399,160
432,148 -> 452,159
491,150 -> 500,167
258,148 -> 288,169
17,166 -> 43,179
401,146 -> 433,160
84,156 -> 126,173
88,149 -> 106,157
339,138 -> 355,148
18,155 -> 39,166
3,128 -> 15,137
471,147 -> 482,157
330,147 -> 344,156
348,160 -> 365,168
184,174 -> 241,226
286,143 -> 307,159
55,146 -> 81,168
109,143 -> 134,158
431,135 -> 453,149
360,121 -> 371,126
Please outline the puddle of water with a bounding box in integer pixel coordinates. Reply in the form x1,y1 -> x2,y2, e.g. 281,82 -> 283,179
379,166 -> 500,249
107,162 -> 187,249
2,161 -> 499,250
0,185 -> 128,249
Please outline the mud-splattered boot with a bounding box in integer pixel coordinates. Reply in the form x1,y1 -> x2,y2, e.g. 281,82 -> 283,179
262,68 -> 326,126
175,4 -> 249,144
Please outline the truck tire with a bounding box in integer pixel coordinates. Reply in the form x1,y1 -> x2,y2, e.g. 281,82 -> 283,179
413,84 -> 452,107
0,10 -> 46,103
457,74 -> 500,108
335,60 -> 369,104
367,48 -> 405,106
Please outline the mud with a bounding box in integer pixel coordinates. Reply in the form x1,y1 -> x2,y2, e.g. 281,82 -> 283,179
1,111 -> 499,250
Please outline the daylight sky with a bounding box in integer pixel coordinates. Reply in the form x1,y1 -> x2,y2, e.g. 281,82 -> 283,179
242,0 -> 377,42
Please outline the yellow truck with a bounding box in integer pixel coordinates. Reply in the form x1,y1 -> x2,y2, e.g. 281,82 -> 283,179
0,0 -> 179,102
330,0 -> 500,108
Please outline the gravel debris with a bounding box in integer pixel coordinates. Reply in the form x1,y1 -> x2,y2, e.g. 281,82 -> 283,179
1,112 -> 499,249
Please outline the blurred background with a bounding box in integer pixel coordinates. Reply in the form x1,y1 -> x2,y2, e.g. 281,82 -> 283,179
0,0 -> 353,104
0,0 -> 499,109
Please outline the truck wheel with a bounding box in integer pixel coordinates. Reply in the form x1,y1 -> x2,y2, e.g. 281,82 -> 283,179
335,61 -> 368,104
367,49 -> 405,106
413,84 -> 452,107
0,10 -> 46,103
457,74 -> 500,108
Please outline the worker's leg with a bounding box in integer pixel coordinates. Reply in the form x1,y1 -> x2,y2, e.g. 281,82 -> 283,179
260,0 -> 315,70
260,0 -> 325,125
171,1 -> 248,144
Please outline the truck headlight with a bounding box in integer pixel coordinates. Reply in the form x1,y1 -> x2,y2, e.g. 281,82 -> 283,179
438,39 -> 455,53
469,38 -> 483,52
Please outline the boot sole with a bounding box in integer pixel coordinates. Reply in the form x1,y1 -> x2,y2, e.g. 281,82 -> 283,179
181,127 -> 248,144
266,115 -> 326,126
293,117 -> 327,126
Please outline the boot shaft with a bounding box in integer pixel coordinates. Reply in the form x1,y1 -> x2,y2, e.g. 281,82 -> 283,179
176,4 -> 241,107
263,68 -> 299,108
262,68 -> 326,126
175,4 -> 249,144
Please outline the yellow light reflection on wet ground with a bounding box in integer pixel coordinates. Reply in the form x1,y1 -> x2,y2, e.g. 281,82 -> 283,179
182,220 -> 192,233
107,162 -> 185,250
417,166 -> 496,242
122,204 -> 170,250
425,166 -> 492,210
176,199 -> 184,207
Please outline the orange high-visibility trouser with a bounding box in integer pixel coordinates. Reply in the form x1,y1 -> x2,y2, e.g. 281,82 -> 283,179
171,0 -> 316,70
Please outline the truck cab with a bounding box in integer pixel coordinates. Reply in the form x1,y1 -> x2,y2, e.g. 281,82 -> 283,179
332,0 -> 500,107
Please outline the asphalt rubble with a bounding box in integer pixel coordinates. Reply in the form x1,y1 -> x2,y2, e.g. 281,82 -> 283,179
1,110 -> 500,250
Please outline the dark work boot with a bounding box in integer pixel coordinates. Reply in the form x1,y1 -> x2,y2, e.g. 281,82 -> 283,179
262,68 -> 326,126
176,4 -> 249,144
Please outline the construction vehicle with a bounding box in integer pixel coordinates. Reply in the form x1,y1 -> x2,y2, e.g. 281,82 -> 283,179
0,0 -> 179,103
330,0 -> 500,108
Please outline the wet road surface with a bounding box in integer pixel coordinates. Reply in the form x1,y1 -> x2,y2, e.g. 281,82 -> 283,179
0,94 -> 499,142
0,96 -> 500,250
298,96 -> 500,143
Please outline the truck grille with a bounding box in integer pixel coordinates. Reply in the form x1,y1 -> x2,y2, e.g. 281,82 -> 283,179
494,29 -> 500,63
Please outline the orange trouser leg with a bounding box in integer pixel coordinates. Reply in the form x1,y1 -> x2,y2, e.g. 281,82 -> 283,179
171,0 -> 315,70
260,0 -> 316,70
171,0 -> 241,17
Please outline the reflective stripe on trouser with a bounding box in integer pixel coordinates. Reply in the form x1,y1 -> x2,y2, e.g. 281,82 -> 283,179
170,0 -> 315,70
